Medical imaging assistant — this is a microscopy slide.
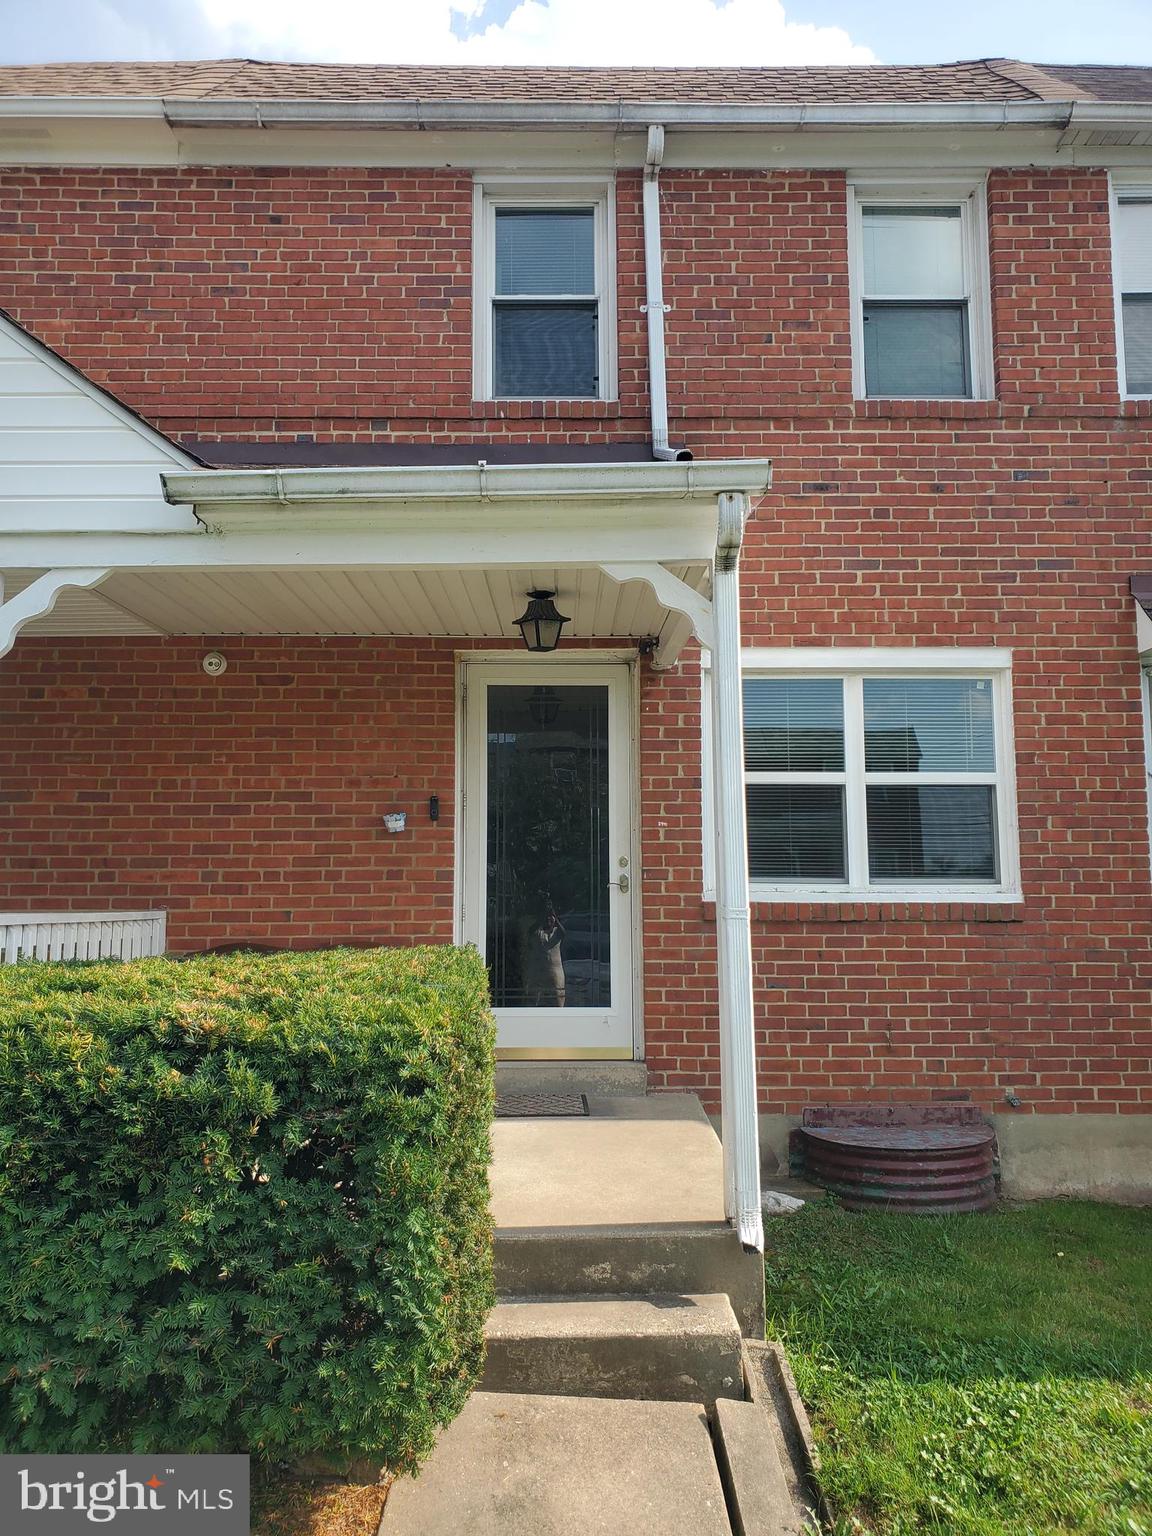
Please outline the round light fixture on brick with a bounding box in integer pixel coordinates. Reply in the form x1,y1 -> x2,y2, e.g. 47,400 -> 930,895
201,651 -> 228,676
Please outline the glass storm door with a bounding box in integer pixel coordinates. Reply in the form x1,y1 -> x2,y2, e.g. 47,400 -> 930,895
461,662 -> 635,1057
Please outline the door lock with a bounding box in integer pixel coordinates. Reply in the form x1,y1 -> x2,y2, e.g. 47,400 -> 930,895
609,874 -> 631,893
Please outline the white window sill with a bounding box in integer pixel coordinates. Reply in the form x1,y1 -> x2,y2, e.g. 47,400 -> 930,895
703,888 -> 1023,906
752,888 -> 1022,904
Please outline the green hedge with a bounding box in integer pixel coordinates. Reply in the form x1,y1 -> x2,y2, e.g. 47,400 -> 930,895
0,945 -> 495,1470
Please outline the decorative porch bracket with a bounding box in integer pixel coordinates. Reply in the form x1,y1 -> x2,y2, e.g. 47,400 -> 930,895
709,493 -> 763,1252
597,561 -> 715,670
0,568 -> 111,659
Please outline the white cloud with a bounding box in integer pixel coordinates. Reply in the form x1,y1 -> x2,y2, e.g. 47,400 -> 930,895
199,0 -> 876,67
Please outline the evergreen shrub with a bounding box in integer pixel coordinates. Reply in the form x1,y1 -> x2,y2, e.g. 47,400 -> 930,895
0,945 -> 495,1469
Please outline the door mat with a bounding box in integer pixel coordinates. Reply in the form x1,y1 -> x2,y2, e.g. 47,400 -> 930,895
495,1092 -> 590,1118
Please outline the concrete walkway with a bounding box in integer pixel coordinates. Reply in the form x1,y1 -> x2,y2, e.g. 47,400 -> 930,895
378,1392 -> 732,1536
490,1094 -> 726,1228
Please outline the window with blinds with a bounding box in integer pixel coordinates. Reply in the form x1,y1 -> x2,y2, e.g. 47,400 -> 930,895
739,669 -> 1014,894
1116,196 -> 1152,397
850,185 -> 991,401
475,184 -> 614,401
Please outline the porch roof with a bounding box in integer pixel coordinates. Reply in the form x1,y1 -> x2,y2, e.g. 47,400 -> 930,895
1,457 -> 771,668
0,561 -> 710,653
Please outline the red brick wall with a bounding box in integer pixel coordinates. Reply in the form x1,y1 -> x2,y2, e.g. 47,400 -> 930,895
0,638 -> 459,951
0,166 -> 649,445
2,164 -> 1151,1117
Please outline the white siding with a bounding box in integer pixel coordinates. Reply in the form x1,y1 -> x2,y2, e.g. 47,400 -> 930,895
0,316 -> 198,536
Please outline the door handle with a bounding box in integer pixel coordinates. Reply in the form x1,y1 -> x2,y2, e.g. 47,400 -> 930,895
608,874 -> 630,893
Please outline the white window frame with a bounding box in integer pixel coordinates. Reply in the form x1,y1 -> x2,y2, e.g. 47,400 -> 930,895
703,648 -> 1021,903
1109,175 -> 1152,400
472,175 -> 617,403
847,176 -> 995,402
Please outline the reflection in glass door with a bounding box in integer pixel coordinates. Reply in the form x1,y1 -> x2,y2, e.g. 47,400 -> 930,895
486,684 -> 611,1011
462,663 -> 634,1058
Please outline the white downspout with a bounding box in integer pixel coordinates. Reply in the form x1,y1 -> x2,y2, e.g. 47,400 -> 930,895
711,491 -> 763,1251
643,124 -> 691,463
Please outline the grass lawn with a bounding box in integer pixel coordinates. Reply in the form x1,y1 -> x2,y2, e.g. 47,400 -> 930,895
764,1199 -> 1151,1536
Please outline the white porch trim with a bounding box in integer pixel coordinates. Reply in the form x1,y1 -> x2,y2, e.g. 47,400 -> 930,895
0,568 -> 111,658
709,493 -> 763,1252
598,561 -> 715,669
1136,596 -> 1152,660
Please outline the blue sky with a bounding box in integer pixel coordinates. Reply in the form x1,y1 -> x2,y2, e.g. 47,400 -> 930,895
0,0 -> 1148,68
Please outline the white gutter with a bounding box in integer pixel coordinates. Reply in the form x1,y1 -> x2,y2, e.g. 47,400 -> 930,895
159,98 -> 1081,132
161,457 -> 772,506
0,96 -> 1105,133
710,491 -> 762,1252
642,125 -> 689,463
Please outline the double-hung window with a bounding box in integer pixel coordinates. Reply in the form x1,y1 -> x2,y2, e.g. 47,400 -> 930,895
850,182 -> 993,400
1114,191 -> 1152,397
474,180 -> 615,400
723,652 -> 1019,900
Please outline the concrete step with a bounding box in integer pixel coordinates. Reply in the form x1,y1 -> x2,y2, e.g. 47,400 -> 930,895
494,1222 -> 766,1338
495,1061 -> 647,1098
379,1391 -> 731,1536
490,1092 -> 766,1338
714,1397 -> 807,1536
482,1292 -> 744,1408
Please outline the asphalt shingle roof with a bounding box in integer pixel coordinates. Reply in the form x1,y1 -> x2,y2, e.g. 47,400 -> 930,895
0,57 -> 1149,104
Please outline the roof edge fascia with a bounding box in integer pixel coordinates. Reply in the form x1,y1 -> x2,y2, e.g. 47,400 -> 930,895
161,458 -> 774,506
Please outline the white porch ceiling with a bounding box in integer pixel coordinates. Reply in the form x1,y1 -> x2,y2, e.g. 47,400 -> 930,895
2,564 -> 709,644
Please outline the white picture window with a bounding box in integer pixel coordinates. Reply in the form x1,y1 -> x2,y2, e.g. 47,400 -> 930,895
1114,192 -> 1152,397
849,182 -> 993,400
705,651 -> 1020,901
473,180 -> 616,401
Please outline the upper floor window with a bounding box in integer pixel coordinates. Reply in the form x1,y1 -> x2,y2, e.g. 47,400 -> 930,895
1115,192 -> 1152,397
705,649 -> 1020,903
849,181 -> 993,401
473,180 -> 616,401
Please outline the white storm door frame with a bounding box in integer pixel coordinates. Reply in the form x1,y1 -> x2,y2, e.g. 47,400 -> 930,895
458,655 -> 638,1060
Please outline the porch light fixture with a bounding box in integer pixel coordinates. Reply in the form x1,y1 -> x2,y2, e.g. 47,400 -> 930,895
513,590 -> 570,653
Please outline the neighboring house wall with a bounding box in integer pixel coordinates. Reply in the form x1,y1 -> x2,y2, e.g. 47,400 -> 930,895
1,163 -> 1150,1150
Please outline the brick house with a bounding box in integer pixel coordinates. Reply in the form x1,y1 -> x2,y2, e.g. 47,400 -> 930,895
0,58 -> 1150,1236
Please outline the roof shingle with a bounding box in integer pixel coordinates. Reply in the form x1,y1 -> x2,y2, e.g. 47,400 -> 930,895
0,57 -> 1149,105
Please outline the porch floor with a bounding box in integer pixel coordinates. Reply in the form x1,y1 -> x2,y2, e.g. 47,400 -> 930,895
490,1094 -> 725,1229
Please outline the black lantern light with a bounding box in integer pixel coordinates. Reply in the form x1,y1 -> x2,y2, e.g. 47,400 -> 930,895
513,589 -> 570,653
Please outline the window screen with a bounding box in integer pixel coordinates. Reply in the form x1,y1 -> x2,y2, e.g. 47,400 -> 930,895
863,678 -> 995,773
743,678 -> 844,772
861,205 -> 972,398
1118,200 -> 1152,395
492,207 -> 598,398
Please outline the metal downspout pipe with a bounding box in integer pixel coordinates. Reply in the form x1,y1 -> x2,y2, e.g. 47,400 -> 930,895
643,124 -> 691,463
711,492 -> 763,1251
